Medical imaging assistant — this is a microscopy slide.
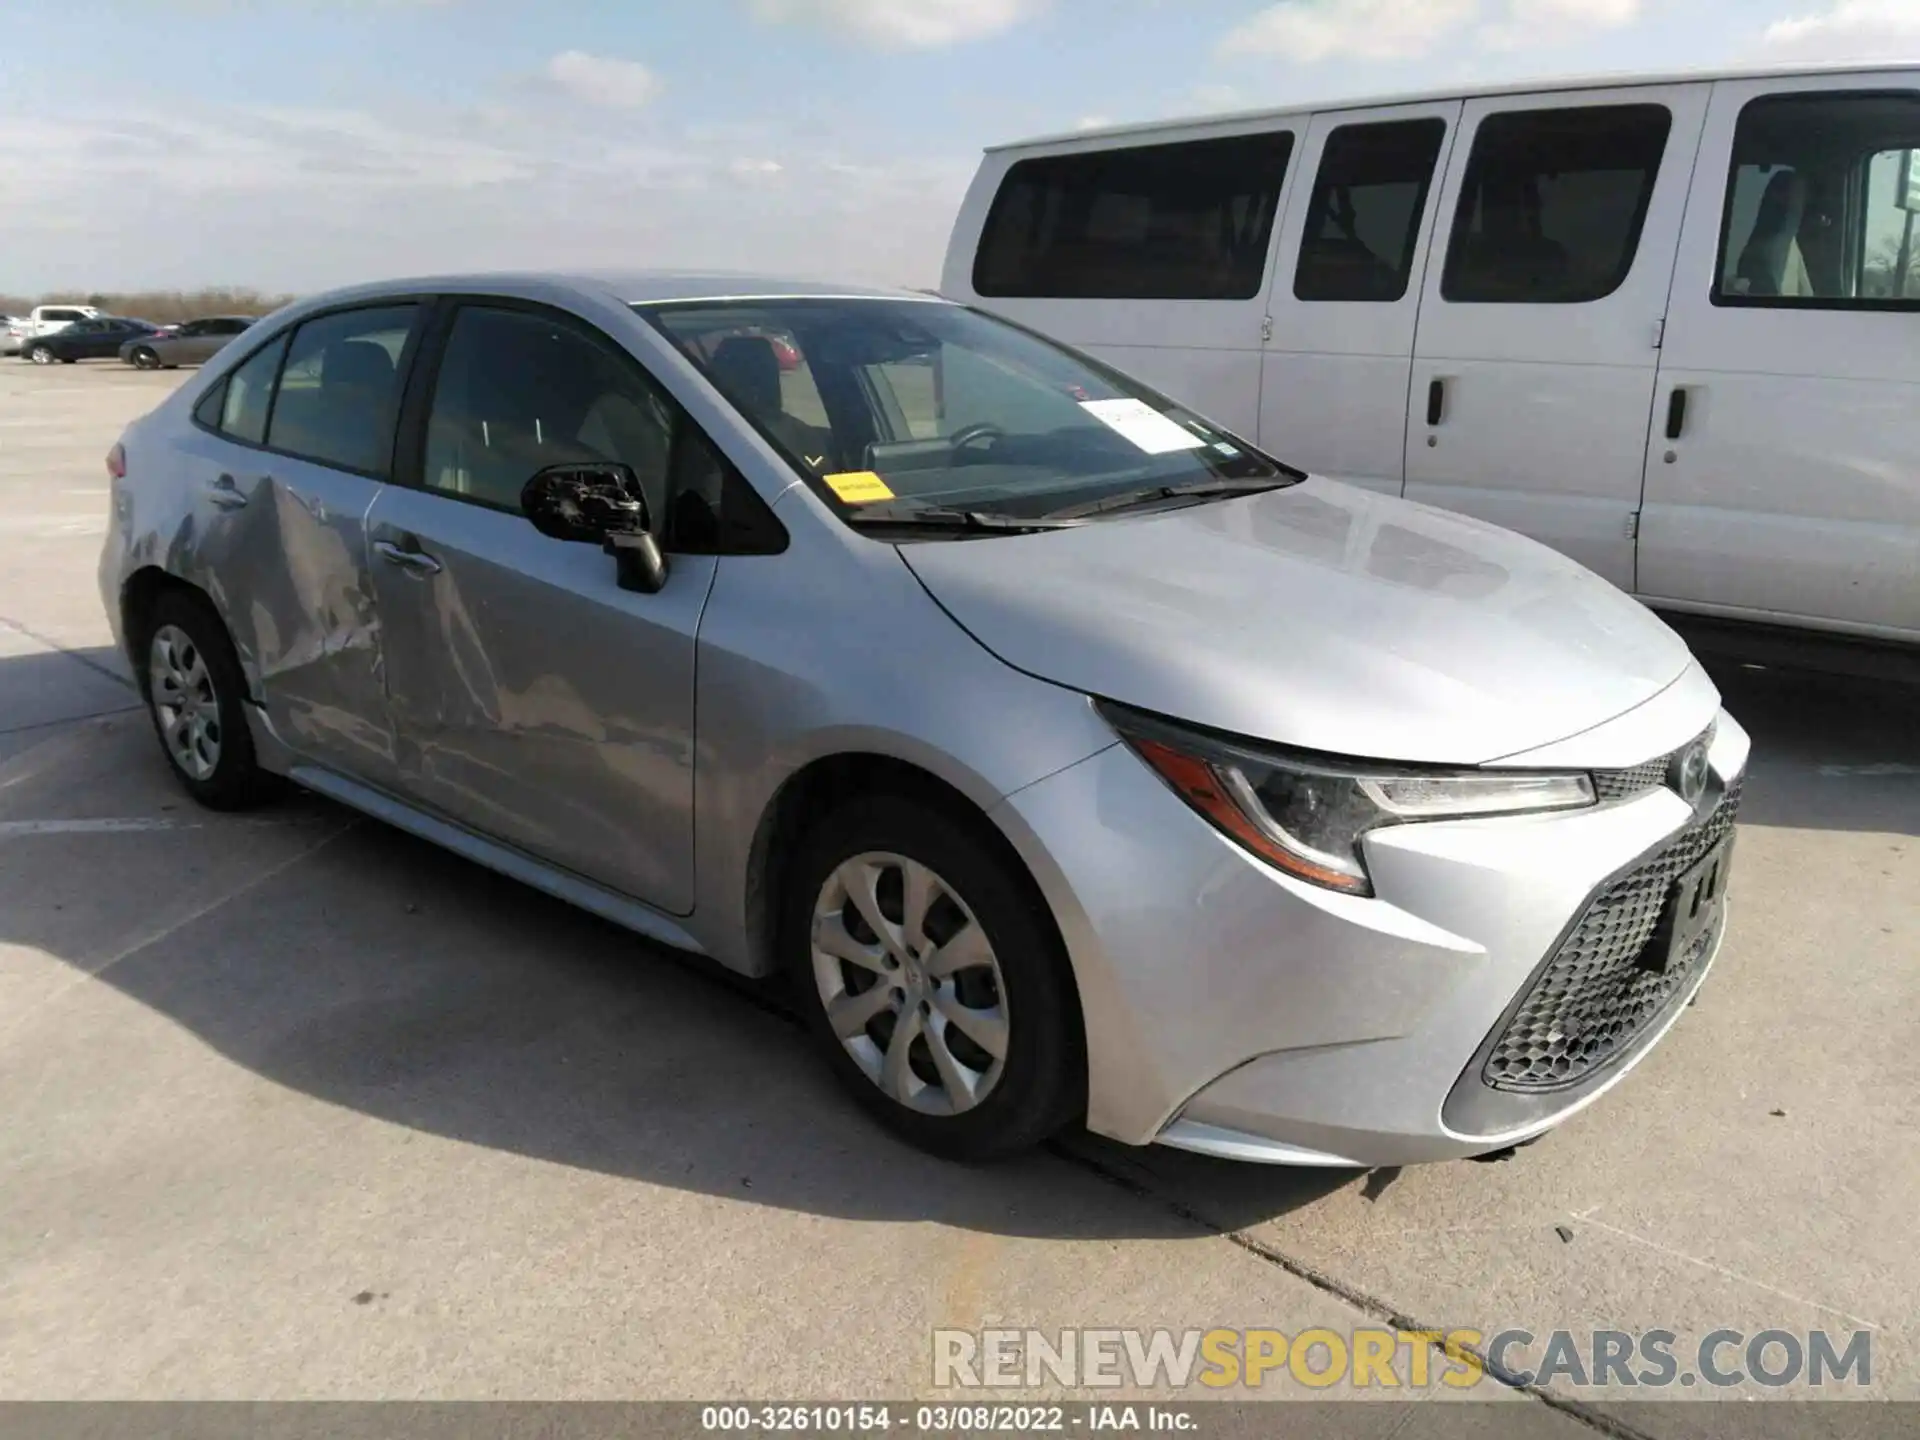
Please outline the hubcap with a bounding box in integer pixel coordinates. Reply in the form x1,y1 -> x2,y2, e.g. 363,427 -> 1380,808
148,624 -> 222,781
811,852 -> 1010,1116
31,348 -> 51,364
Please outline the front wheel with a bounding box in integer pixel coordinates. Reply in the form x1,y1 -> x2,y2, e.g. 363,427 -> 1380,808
129,347 -> 160,370
28,346 -> 54,365
784,796 -> 1083,1161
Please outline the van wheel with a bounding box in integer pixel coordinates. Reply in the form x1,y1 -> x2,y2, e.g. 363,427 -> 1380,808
784,795 -> 1082,1161
137,590 -> 284,811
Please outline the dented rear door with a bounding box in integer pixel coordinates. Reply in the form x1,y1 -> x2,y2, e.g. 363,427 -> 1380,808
196,447 -> 398,787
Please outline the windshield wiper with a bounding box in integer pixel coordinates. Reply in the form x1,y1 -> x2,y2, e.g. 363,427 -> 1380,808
1042,476 -> 1297,521
843,505 -> 1084,536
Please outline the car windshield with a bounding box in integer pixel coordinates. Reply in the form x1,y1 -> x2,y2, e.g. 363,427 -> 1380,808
640,298 -> 1298,529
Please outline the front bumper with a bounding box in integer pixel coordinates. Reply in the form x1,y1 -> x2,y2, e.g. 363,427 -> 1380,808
992,686 -> 1751,1168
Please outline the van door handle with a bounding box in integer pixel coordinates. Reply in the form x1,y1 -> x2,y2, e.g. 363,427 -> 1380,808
207,473 -> 248,510
1426,378 -> 1446,427
1665,388 -> 1688,441
374,538 -> 442,576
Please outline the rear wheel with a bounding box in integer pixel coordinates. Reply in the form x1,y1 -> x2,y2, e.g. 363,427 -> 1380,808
784,795 -> 1082,1161
137,589 -> 284,810
28,345 -> 54,365
129,347 -> 160,370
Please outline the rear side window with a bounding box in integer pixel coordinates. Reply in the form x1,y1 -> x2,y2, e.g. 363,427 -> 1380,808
1441,104 -> 1672,304
1295,119 -> 1448,302
215,334 -> 290,445
1715,91 -> 1920,308
973,131 -> 1295,300
266,305 -> 418,476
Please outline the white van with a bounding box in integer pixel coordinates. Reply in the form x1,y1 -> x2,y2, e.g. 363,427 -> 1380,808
944,62 -> 1920,646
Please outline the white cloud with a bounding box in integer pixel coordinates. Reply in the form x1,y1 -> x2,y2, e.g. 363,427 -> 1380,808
1481,0 -> 1641,49
1759,0 -> 1920,59
544,50 -> 659,109
1074,114 -> 1113,130
750,0 -> 1043,48
0,100 -> 969,294
1221,0 -> 1480,62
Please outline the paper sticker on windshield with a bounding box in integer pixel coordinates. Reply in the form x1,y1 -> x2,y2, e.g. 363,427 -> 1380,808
824,471 -> 896,504
1079,398 -> 1207,455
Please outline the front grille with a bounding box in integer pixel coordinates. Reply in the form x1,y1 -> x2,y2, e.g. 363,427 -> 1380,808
1483,776 -> 1743,1093
1590,726 -> 1713,805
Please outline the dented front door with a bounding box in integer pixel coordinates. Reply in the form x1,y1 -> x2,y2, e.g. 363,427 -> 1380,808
194,448 -> 397,786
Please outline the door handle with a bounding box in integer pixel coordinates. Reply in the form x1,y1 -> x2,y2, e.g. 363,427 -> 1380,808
374,538 -> 443,576
1426,378 -> 1446,428
1665,387 -> 1688,442
207,473 -> 248,510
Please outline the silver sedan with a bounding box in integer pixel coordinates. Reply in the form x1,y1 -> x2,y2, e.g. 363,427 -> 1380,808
97,272 -> 1748,1165
120,315 -> 255,370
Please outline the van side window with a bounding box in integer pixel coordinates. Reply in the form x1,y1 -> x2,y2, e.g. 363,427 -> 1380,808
973,131 -> 1295,300
1714,91 -> 1920,308
1294,119 -> 1448,303
1441,104 -> 1672,305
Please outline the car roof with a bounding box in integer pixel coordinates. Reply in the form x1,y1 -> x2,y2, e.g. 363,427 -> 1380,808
993,58 -> 1919,151
290,270 -> 948,311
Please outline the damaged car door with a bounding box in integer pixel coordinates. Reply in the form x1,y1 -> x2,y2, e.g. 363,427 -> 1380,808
186,302 -> 424,786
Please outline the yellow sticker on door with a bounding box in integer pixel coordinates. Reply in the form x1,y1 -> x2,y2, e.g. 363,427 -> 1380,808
824,471 -> 896,504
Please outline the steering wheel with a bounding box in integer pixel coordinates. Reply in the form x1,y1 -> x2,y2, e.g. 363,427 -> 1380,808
948,422 -> 1006,462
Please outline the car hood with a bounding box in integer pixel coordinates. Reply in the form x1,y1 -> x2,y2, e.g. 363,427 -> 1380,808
898,479 -> 1696,765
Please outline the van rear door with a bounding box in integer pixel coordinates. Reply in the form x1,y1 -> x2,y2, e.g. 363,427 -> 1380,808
1403,83 -> 1711,590
948,124 -> 1302,440
1638,73 -> 1920,641
1256,100 -> 1460,496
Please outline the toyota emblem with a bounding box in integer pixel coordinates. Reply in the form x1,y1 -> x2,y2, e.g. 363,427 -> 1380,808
1671,740 -> 1711,805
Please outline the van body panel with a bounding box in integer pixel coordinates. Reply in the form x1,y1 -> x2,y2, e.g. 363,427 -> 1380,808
1402,82 -> 1713,590
1257,100 -> 1464,497
1640,71 -> 1920,640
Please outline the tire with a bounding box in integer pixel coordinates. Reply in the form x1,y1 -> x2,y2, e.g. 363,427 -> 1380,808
783,794 -> 1083,1161
28,345 -> 54,365
136,588 -> 285,811
129,347 -> 160,370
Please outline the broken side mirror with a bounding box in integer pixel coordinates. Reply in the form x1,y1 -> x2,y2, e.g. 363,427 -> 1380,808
521,462 -> 669,595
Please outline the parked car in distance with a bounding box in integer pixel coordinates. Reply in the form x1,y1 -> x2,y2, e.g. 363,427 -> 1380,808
945,60 -> 1920,647
122,315 -> 256,370
20,303 -> 102,339
99,271 -> 1749,1168
1,316 -> 25,355
21,316 -> 157,364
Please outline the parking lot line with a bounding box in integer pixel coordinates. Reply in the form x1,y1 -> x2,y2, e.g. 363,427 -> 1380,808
0,819 -> 357,1048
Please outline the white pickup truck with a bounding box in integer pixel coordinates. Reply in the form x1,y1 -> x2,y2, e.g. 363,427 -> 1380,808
4,304 -> 102,354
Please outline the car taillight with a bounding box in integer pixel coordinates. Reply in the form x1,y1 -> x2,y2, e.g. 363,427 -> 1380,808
106,443 -> 127,480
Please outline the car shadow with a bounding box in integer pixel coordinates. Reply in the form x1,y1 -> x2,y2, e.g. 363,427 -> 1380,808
0,641 -> 1910,1240
1698,655 -> 1920,837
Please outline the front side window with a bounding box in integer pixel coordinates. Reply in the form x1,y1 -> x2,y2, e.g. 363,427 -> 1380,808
646,298 -> 1295,533
1715,91 -> 1920,307
265,305 -> 418,476
1295,119 -> 1448,303
973,131 -> 1295,300
421,304 -> 676,519
1442,104 -> 1672,304
216,333 -> 290,445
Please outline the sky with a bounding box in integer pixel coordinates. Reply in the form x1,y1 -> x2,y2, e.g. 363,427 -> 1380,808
2,0 -> 1916,295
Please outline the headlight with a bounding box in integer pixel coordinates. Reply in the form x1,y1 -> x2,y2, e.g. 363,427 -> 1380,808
1098,702 -> 1595,897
